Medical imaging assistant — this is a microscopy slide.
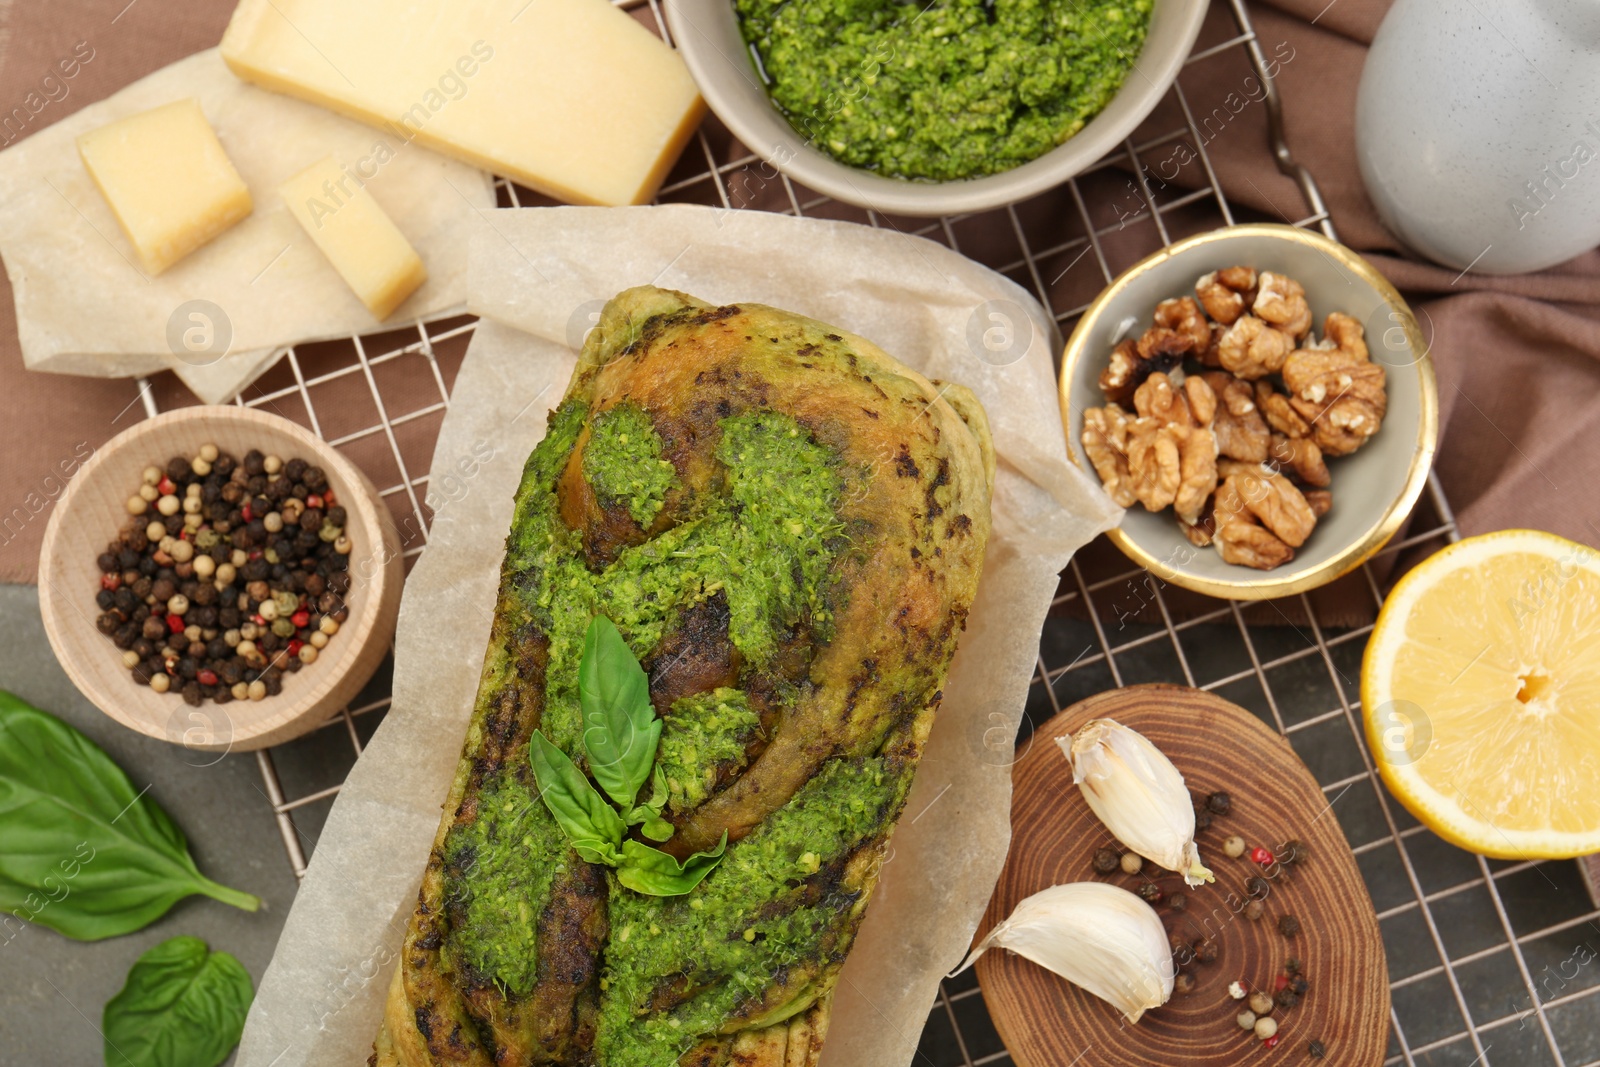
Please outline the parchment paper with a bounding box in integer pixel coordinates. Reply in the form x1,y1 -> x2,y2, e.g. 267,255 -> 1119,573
236,204 -> 1122,1067
0,49 -> 494,403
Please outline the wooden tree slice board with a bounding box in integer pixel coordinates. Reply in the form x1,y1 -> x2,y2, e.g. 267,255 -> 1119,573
975,684 -> 1388,1066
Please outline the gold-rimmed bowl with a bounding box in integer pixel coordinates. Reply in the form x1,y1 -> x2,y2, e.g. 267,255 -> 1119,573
1059,223 -> 1438,600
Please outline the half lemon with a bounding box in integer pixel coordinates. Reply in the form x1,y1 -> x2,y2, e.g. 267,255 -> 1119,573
1362,529 -> 1600,859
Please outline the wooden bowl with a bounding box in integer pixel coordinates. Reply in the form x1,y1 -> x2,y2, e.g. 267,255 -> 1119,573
38,406 -> 402,752
975,685 -> 1388,1065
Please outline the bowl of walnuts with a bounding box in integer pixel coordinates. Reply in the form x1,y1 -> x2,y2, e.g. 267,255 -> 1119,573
1059,223 -> 1439,599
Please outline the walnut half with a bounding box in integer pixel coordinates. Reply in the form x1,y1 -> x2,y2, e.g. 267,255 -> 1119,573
1282,314 -> 1387,456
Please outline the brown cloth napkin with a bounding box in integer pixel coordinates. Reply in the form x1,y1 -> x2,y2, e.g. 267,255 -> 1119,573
0,0 -> 1596,584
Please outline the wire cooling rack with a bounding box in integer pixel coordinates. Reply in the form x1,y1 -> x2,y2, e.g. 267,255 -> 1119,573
126,1 -> 1600,1064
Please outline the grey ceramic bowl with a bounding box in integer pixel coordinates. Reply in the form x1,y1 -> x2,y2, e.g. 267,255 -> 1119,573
1059,224 -> 1439,600
665,0 -> 1211,217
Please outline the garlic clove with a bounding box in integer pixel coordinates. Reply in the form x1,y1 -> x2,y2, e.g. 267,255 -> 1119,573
955,882 -> 1173,1023
1060,718 -> 1214,887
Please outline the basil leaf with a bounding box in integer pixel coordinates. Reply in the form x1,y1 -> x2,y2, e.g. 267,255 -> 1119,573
625,768 -> 674,842
570,838 -> 623,867
530,730 -> 625,851
578,615 -> 660,811
616,834 -> 728,896
0,691 -> 259,941
102,935 -> 253,1067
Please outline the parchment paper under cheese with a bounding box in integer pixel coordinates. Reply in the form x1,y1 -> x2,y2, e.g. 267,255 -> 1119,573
0,48 -> 494,403
235,205 -> 1124,1067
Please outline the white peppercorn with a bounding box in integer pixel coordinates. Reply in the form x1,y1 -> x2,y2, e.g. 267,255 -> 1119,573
156,494 -> 180,516
167,594 -> 189,616
121,650 -> 140,669
193,555 -> 215,579
1237,1010 -> 1256,1030
309,630 -> 329,649
142,465 -> 162,486
199,443 -> 218,463
247,679 -> 267,701
258,599 -> 278,621
146,521 -> 166,542
231,682 -> 249,701
126,496 -> 148,516
298,645 -> 318,665
150,673 -> 171,693
1254,1017 -> 1278,1040
1224,835 -> 1247,858
319,616 -> 339,636
264,454 -> 283,474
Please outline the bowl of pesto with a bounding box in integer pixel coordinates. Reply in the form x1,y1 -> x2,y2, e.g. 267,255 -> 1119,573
665,0 -> 1210,216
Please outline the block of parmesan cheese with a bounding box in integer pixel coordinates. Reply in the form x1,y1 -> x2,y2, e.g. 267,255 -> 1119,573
280,156 -> 428,320
76,99 -> 253,275
221,0 -> 704,207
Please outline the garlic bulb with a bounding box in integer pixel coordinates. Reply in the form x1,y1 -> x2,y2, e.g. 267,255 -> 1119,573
1061,718 -> 1214,887
956,882 -> 1173,1023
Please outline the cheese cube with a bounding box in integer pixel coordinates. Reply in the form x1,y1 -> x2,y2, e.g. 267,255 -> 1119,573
221,0 -> 704,207
280,156 -> 427,321
76,99 -> 253,275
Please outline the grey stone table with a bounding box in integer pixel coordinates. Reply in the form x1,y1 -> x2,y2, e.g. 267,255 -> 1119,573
0,583 -> 298,1066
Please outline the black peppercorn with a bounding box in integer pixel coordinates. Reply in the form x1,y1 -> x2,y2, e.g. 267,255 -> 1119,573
1168,892 -> 1187,912
1193,938 -> 1219,964
243,449 -> 265,476
1195,810 -> 1212,832
1280,839 -> 1308,866
1308,1039 -> 1326,1059
263,670 -> 284,696
166,456 -> 193,482
1275,988 -> 1300,1010
181,681 -> 203,707
1206,791 -> 1231,815
1245,899 -> 1265,921
1278,915 -> 1301,938
1247,876 -> 1270,899
1291,975 -> 1309,994
1173,972 -> 1196,995
1168,932 -> 1189,956
142,616 -> 168,641
1137,882 -> 1163,904
1285,957 -> 1302,974
96,589 -> 117,611
98,552 -> 118,573
96,612 -> 120,635
1092,847 -> 1119,875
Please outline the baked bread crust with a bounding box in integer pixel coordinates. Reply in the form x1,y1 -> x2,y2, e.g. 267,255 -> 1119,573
375,287 -> 993,1066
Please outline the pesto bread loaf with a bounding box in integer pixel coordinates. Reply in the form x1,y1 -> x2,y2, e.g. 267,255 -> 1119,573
373,286 -> 994,1067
